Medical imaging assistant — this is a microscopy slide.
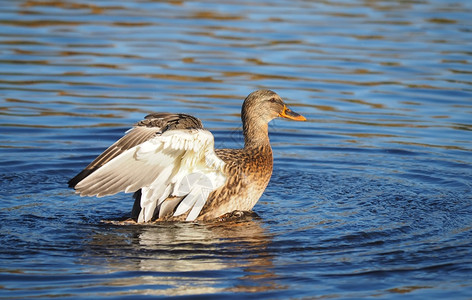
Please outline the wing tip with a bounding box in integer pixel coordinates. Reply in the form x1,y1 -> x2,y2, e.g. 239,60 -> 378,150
68,168 -> 94,188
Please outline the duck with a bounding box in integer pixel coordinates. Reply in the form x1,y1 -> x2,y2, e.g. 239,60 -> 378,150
68,90 -> 306,222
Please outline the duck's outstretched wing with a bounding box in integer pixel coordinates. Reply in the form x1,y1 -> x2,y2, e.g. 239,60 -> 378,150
68,113 -> 203,188
69,113 -> 226,222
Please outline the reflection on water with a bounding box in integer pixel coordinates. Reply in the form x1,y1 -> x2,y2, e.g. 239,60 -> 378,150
83,217 -> 277,296
1,0 -> 471,298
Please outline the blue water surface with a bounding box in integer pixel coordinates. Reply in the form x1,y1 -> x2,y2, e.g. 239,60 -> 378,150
0,0 -> 471,299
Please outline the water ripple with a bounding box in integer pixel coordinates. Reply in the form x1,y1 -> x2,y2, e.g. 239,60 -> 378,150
1,0 -> 471,298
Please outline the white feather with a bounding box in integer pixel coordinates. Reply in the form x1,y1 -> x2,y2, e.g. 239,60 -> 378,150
186,184 -> 212,221
75,128 -> 227,222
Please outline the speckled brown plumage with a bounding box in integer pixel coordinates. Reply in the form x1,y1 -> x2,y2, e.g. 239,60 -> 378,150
147,90 -> 303,222
197,145 -> 274,220
137,113 -> 203,130
69,89 -> 305,222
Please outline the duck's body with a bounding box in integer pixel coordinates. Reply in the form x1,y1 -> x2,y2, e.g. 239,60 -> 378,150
69,90 -> 305,222
198,144 -> 273,220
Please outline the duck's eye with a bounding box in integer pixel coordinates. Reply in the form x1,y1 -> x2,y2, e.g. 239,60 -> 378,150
268,97 -> 277,103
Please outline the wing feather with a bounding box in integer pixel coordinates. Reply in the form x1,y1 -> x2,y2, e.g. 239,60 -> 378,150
68,113 -> 203,188
73,128 -> 227,222
68,126 -> 161,188
187,193 -> 208,222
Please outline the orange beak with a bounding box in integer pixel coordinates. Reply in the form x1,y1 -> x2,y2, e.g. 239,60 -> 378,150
279,105 -> 306,121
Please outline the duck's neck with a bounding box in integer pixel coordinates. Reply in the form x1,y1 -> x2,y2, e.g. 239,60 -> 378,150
242,116 -> 271,149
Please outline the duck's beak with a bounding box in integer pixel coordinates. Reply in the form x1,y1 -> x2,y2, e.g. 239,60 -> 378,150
279,105 -> 306,121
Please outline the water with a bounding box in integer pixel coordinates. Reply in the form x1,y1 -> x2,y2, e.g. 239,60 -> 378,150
1,0 -> 471,298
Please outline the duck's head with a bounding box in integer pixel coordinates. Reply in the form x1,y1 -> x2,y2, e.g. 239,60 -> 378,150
241,89 -> 306,124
